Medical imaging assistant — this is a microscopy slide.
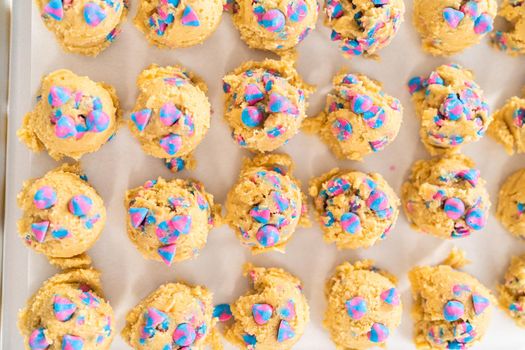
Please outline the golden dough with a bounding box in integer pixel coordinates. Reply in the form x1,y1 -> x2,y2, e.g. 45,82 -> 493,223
488,87 -> 525,154
491,0 -> 525,56
498,255 -> 525,328
496,168 -> 525,239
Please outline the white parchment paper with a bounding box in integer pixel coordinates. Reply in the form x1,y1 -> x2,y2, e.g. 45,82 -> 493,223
3,0 -> 525,348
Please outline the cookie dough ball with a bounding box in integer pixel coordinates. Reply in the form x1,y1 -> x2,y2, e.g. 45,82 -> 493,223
303,72 -> 403,160
408,64 -> 491,155
324,0 -> 404,58
134,0 -> 222,48
498,255 -> 525,327
222,59 -> 314,153
491,0 -> 525,56
496,169 -> 525,239
129,65 -> 211,172
324,260 -> 402,349
413,0 -> 497,56
224,264 -> 309,349
488,88 -> 525,154
231,0 -> 318,52
36,0 -> 127,55
309,168 -> 399,249
402,154 -> 490,239
225,154 -> 309,254
125,177 -> 220,266
18,268 -> 114,350
18,69 -> 121,161
122,283 -> 218,349
409,251 -> 494,349
17,164 -> 106,266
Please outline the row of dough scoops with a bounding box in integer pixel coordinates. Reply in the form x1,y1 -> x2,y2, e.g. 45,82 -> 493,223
15,61 -> 525,349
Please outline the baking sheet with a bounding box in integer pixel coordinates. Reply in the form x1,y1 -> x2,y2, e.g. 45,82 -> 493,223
3,0 -> 525,348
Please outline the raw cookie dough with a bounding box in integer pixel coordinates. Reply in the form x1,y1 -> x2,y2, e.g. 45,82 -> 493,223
408,64 -> 491,155
17,163 -> 106,265
129,65 -> 211,172
230,0 -> 318,53
36,0 -> 128,56
224,264 -> 309,350
122,282 -> 220,349
491,0 -> 525,56
496,169 -> 525,239
309,168 -> 399,249
18,268 -> 114,350
324,0 -> 405,59
402,154 -> 490,239
18,69 -> 121,161
413,0 -> 497,56
125,177 -> 220,266
225,154 -> 309,254
488,88 -> 525,154
324,260 -> 402,349
222,59 -> 314,153
303,71 -> 403,160
134,0 -> 223,48
498,255 -> 525,327
409,250 -> 494,349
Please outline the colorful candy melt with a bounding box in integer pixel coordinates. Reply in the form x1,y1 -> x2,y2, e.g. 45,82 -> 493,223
86,110 -> 110,132
131,109 -> 152,132
443,8 -> 465,28
55,115 -> 78,139
52,228 -> 70,239
368,323 -> 389,343
259,9 -> 286,32
408,77 -> 424,95
159,103 -> 182,126
48,86 -> 71,107
380,288 -> 400,306
34,186 -> 57,209
31,221 -> 50,243
331,118 -> 352,141
29,328 -> 51,350
245,84 -> 264,104
53,295 -> 77,322
252,303 -> 273,325
242,106 -> 265,128
269,93 -> 295,114
366,189 -> 389,212
62,334 -> 85,350
287,0 -> 307,22
158,244 -> 177,265
68,195 -> 93,217
250,206 -> 271,224
159,133 -> 182,155
129,207 -> 149,228
213,304 -> 233,321
345,296 -> 367,320
465,207 -> 485,230
84,2 -> 107,27
43,0 -> 64,21
472,294 -> 490,315
141,307 -> 170,342
173,323 -> 196,346
256,225 -> 280,247
443,300 -> 465,322
279,300 -> 296,320
181,6 -> 200,26
277,320 -> 295,342
340,212 -> 361,234
444,198 -> 465,220
351,94 -> 373,114
473,13 -> 493,35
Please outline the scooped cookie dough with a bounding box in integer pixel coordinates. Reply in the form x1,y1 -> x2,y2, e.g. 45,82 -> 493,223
324,260 -> 402,349
496,169 -> 525,239
413,0 -> 497,56
409,250 -> 494,349
129,65 -> 211,172
498,255 -> 525,327
134,0 -> 223,48
223,264 -> 309,350
222,59 -> 314,153
491,0 -> 525,56
230,0 -> 318,53
408,64 -> 491,155
324,0 -> 405,59
36,0 -> 128,56
122,282 -> 220,349
402,154 -> 490,239
225,154 -> 309,254
125,177 -> 220,266
309,168 -> 399,249
303,71 -> 403,160
17,163 -> 106,266
488,88 -> 525,154
18,268 -> 114,350
18,69 -> 121,161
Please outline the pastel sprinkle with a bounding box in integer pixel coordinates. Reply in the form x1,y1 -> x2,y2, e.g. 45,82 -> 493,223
62,334 -> 84,350
129,207 -> 148,228
48,86 -> 70,107
31,221 -> 50,243
159,103 -> 182,126
165,157 -> 185,172
368,323 -> 389,343
259,9 -> 286,32
159,133 -> 182,155
29,328 -> 51,349
158,244 -> 177,265
83,2 -> 107,27
181,6 -> 200,26
213,304 -> 233,322
242,334 -> 257,346
443,8 -> 465,28
465,207 -> 485,230
513,108 -> 525,128
55,115 -> 77,139
241,106 -> 265,128
252,303 -> 273,325
173,323 -> 196,346
256,225 -> 280,247
473,13 -> 493,35
472,294 -> 490,315
444,198 -> 465,220
453,321 -> 475,344
52,228 -> 70,239
325,0 -> 343,19
80,291 -> 100,307
86,110 -> 110,132
34,186 -> 57,209
340,212 -> 361,234
443,300 -> 465,322
68,195 -> 93,217
277,320 -> 295,342
43,0 -> 64,20
380,288 -> 400,306
53,295 -> 77,322
345,296 -> 367,320
131,109 -> 152,132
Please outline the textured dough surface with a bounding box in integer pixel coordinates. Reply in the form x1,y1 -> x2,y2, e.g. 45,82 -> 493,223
303,71 -> 403,160
17,163 -> 106,262
488,88 -> 525,154
222,59 -> 314,153
122,282 -> 220,349
18,69 -> 121,160
309,168 -> 399,249
323,0 -> 404,58
230,0 -> 318,52
224,264 -> 310,350
491,0 -> 525,56
225,154 -> 309,254
35,0 -> 128,55
402,154 -> 490,239
134,0 -> 223,48
324,260 -> 402,350
408,64 -> 491,155
413,0 -> 497,56
409,251 -> 494,349
496,168 -> 525,239
18,269 -> 114,350
128,65 -> 211,171
498,255 -> 525,328
125,177 -> 220,266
